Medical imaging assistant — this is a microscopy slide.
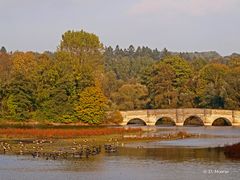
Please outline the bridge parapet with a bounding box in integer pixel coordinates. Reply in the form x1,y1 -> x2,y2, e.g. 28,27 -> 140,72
150,109 -> 176,114
210,109 -> 233,115
120,108 -> 240,126
121,110 -> 147,116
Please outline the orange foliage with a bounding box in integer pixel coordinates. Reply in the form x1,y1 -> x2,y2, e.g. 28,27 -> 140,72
11,51 -> 37,75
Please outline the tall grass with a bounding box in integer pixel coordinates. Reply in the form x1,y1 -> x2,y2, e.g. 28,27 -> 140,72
0,128 -> 140,138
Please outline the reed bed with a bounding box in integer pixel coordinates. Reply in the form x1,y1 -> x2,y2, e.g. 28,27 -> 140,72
0,128 -> 141,138
224,143 -> 240,158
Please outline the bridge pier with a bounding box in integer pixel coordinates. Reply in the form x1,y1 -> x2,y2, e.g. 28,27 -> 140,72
203,123 -> 212,126
175,123 -> 184,126
233,111 -> 240,126
233,123 -> 240,126
146,122 -> 156,126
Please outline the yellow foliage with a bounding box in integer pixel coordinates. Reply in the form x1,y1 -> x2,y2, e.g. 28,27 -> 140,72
11,52 -> 37,75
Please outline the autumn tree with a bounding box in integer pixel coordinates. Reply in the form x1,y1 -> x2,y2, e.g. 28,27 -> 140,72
190,58 -> 208,71
101,71 -> 123,98
11,52 -> 37,76
36,30 -> 106,122
1,52 -> 38,119
75,86 -> 108,124
110,83 -> 149,110
1,30 -> 240,123
161,55 -> 193,88
224,67 -> 240,109
59,30 -> 103,72
0,52 -> 11,82
227,55 -> 240,68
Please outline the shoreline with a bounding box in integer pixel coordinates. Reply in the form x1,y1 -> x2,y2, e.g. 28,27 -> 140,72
0,128 -> 199,158
0,124 -> 239,161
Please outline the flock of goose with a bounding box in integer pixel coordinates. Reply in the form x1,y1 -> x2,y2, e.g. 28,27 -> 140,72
0,139 -> 119,160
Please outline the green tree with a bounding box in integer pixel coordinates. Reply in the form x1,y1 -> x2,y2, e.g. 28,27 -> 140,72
161,55 -> 193,88
5,74 -> 35,120
196,63 -> 229,108
33,53 -> 77,122
57,30 -> 104,102
142,63 -> 177,108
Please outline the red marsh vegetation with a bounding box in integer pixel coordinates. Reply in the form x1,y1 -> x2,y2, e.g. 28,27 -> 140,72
224,143 -> 240,159
0,128 -> 141,138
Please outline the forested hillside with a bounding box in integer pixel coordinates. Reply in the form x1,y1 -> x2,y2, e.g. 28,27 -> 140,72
0,30 -> 240,124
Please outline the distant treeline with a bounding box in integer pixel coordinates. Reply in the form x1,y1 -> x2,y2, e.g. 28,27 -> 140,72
0,30 -> 240,124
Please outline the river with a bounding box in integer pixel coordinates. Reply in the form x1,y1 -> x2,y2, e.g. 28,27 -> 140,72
0,126 -> 240,180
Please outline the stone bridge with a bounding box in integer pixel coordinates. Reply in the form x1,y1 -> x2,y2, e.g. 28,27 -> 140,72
120,108 -> 240,126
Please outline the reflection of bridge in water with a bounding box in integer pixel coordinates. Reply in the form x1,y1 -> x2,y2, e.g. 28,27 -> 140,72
120,108 -> 240,126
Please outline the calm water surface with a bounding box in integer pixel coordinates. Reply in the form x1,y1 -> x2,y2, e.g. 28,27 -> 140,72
0,126 -> 240,180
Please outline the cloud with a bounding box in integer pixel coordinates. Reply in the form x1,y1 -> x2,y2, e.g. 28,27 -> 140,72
130,0 -> 239,16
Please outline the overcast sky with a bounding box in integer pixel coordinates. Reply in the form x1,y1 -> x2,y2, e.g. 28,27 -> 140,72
0,0 -> 240,55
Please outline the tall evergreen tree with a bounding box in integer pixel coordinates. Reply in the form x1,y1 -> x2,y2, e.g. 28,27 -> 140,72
0,46 -> 7,54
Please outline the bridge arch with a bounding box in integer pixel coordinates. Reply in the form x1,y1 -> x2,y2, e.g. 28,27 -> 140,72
127,118 -> 147,126
155,117 -> 176,126
120,108 -> 240,126
184,115 -> 204,126
212,117 -> 232,126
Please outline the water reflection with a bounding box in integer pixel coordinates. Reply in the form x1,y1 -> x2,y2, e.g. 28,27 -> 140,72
0,126 -> 240,180
1,146 -> 239,180
115,147 -> 228,163
126,126 -> 240,149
